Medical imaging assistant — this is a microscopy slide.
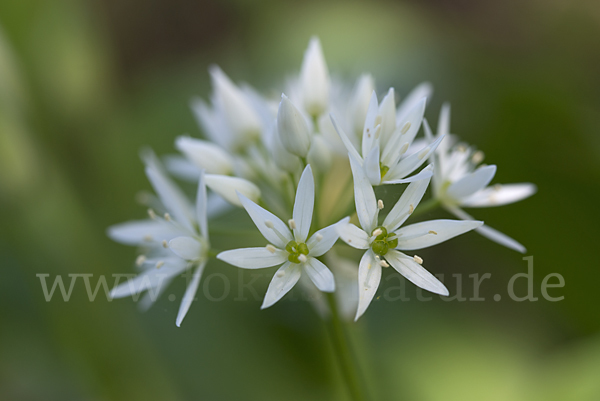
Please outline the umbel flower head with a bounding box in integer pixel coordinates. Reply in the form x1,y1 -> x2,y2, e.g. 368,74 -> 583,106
217,165 -> 348,309
337,153 -> 482,320
426,105 -> 537,253
108,152 -> 211,327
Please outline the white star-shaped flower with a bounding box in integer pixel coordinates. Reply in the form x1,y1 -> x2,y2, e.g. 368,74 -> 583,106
425,104 -> 537,253
217,165 -> 348,309
108,153 -> 211,326
330,88 -> 444,186
337,153 -> 483,320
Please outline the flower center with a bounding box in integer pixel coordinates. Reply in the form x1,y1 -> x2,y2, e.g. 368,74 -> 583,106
379,162 -> 390,179
285,240 -> 309,264
370,226 -> 398,256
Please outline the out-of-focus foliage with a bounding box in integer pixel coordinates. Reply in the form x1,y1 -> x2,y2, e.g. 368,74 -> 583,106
0,0 -> 599,400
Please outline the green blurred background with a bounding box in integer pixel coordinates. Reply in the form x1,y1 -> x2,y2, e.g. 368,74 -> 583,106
1,0 -> 599,400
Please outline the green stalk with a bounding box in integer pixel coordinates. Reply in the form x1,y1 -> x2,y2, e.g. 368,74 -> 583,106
325,293 -> 369,401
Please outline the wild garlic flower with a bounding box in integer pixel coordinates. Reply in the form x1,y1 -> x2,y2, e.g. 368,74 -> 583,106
109,153 -> 211,327
330,88 -> 443,186
217,166 -> 348,309
337,154 -> 483,320
426,105 -> 537,253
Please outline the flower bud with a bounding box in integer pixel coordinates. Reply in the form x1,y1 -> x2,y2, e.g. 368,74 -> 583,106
348,74 -> 375,137
209,66 -> 262,142
205,174 -> 260,207
300,37 -> 330,117
277,94 -> 311,157
175,136 -> 234,175
307,135 -> 332,172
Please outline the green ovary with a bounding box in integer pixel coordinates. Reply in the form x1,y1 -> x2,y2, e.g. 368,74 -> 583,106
379,162 -> 390,179
371,226 -> 398,256
286,240 -> 309,263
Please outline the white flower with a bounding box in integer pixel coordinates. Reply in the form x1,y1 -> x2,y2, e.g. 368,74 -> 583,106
204,174 -> 261,208
217,165 -> 348,309
277,94 -> 312,157
175,136 -> 234,175
108,153 -> 211,327
330,87 -> 443,186
337,153 -> 483,320
427,104 -> 537,253
299,37 -> 330,117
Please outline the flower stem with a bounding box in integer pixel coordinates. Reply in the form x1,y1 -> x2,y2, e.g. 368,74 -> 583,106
325,293 -> 369,401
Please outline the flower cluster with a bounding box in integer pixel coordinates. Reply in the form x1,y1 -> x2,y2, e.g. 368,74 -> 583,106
108,37 -> 535,325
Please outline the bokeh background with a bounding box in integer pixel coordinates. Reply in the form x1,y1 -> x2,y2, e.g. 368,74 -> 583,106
1,0 -> 599,400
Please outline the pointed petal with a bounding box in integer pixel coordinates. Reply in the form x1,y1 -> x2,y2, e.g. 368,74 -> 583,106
176,262 -> 206,327
144,152 -> 195,232
330,114 -> 362,161
364,144 -> 382,185
448,207 -> 526,253
395,219 -> 483,250
396,82 -> 432,122
383,171 -> 431,232
110,258 -> 187,299
385,134 -> 443,181
385,250 -> 448,296
336,222 -> 370,249
349,74 -> 375,137
277,94 -> 312,157
205,174 -> 261,207
196,171 -> 208,238
355,249 -> 382,320
382,165 -> 433,185
447,165 -> 497,201
377,88 -> 397,147
175,136 -> 234,175
307,217 -> 350,257
107,220 -> 182,245
238,193 -> 292,248
381,97 -> 426,165
361,91 -> 379,155
217,247 -> 288,269
293,165 -> 315,242
349,153 -> 378,233
304,257 -> 335,292
461,183 -> 537,208
261,262 -> 302,308
300,37 -> 330,116
168,236 -> 203,260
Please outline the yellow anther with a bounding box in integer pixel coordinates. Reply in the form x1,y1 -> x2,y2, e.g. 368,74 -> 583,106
135,255 -> 147,266
266,244 -> 277,254
156,260 -> 165,269
401,121 -> 411,135
428,230 -> 438,235
413,255 -> 423,265
377,199 -> 384,210
288,219 -> 297,230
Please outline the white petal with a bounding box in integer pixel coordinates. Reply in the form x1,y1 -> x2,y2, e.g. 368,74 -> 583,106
107,220 -> 182,245
293,165 -> 315,242
461,183 -> 537,208
307,217 -> 349,257
349,153 -> 378,233
349,74 -> 375,137
205,174 -> 261,207
261,262 -> 302,309
110,258 -> 188,299
210,66 -> 262,140
190,97 -> 227,148
385,134 -> 443,181
396,82 -> 432,122
175,136 -> 234,175
385,250 -> 448,296
330,114 -> 362,162
377,88 -> 397,147
382,171 -> 432,232
382,165 -> 433,185
381,97 -> 426,165
336,222 -> 370,249
169,236 -> 203,260
144,152 -> 195,232
395,219 -> 483,250
217,247 -> 287,269
364,144 -> 381,185
300,37 -> 330,116
448,207 -> 526,253
447,165 -> 497,201
437,102 -> 451,138
237,193 -> 292,248
176,262 -> 206,327
361,91 -> 380,156
277,94 -> 312,157
164,155 -> 201,182
196,171 -> 208,238
355,249 -> 382,320
304,257 -> 335,292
